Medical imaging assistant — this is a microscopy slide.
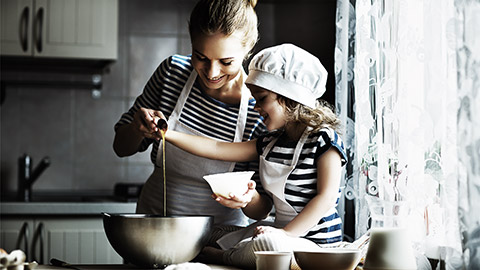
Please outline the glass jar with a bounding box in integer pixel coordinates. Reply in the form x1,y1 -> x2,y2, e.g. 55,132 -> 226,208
363,196 -> 417,270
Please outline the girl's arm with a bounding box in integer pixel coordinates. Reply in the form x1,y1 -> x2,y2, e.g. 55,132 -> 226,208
165,130 -> 258,162
282,147 -> 343,237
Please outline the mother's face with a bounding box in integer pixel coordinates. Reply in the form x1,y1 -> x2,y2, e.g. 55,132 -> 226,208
191,31 -> 248,92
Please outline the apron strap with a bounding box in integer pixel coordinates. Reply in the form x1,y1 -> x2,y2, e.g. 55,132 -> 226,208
228,84 -> 250,171
262,126 -> 312,166
292,126 -> 312,164
233,85 -> 250,142
168,69 -> 198,123
156,70 -> 197,166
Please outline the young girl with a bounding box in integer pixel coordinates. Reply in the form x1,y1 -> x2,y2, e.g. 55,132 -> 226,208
165,44 -> 347,269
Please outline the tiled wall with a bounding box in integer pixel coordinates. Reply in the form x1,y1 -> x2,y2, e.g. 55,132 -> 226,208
0,0 -> 335,196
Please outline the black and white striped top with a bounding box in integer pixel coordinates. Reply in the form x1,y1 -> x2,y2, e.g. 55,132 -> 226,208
115,54 -> 266,169
256,127 -> 347,244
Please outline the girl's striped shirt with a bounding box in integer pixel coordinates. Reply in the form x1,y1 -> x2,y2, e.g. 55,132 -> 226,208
256,127 -> 347,244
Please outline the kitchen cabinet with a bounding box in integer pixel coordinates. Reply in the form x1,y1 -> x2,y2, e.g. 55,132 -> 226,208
0,216 -> 122,264
0,0 -> 118,60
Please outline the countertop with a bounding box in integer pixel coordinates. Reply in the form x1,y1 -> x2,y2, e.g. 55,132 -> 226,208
0,202 -> 137,215
35,264 -> 243,270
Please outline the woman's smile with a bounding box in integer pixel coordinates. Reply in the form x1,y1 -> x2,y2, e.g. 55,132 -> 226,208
206,75 -> 226,84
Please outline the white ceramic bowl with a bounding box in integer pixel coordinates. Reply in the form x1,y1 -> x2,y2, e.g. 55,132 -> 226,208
294,248 -> 361,270
203,171 -> 255,198
255,251 -> 292,270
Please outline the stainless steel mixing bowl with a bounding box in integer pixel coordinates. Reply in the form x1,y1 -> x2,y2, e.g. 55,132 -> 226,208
103,213 -> 213,268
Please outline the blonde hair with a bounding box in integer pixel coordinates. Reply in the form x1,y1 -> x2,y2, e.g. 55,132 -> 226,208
277,96 -> 342,134
189,0 -> 259,55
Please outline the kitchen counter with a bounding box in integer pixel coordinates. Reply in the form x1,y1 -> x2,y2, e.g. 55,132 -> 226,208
35,264 -> 243,270
0,202 -> 136,216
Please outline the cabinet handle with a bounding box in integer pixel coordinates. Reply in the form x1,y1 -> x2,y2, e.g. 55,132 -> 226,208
20,7 -> 29,52
34,7 -> 44,53
15,222 -> 30,261
32,222 -> 45,264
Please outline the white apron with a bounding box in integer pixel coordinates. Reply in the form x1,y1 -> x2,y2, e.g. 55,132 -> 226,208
136,70 -> 251,226
217,127 -> 312,249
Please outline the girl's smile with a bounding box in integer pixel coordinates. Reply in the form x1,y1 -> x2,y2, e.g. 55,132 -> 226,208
248,84 -> 287,131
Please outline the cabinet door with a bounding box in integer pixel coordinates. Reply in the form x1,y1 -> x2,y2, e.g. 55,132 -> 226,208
0,0 -> 34,56
34,0 -> 118,59
0,218 -> 34,257
37,217 -> 122,264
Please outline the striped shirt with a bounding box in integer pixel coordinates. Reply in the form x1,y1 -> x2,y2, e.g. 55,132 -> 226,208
256,127 -> 347,244
115,54 -> 266,166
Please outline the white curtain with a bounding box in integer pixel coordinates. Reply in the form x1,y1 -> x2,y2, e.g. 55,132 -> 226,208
335,0 -> 480,268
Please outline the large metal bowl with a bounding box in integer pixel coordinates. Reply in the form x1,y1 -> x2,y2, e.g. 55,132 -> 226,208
102,213 -> 213,268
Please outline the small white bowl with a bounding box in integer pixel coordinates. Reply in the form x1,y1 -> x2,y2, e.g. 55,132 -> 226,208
255,251 -> 292,270
294,248 -> 361,270
203,171 -> 255,198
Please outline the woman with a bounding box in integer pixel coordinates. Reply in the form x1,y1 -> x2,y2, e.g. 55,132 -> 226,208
113,0 -> 265,227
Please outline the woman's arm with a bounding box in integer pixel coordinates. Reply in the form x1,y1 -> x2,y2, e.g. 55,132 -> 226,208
165,130 -> 258,162
281,147 -> 343,237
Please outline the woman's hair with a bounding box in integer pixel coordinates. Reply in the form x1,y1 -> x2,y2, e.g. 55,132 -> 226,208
189,0 -> 259,55
277,96 -> 343,134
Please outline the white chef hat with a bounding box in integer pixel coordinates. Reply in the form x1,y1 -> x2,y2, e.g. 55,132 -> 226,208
245,43 -> 327,109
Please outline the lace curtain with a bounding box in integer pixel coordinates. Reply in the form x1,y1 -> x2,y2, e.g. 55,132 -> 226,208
335,0 -> 480,268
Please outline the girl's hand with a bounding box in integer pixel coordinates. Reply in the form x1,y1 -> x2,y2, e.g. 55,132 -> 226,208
132,108 -> 166,140
213,180 -> 256,209
253,226 -> 288,238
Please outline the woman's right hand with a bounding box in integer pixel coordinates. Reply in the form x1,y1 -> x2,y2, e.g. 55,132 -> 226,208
114,108 -> 167,157
132,108 -> 166,140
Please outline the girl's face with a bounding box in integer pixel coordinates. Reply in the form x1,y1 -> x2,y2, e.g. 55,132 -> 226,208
249,85 -> 287,131
191,31 -> 248,92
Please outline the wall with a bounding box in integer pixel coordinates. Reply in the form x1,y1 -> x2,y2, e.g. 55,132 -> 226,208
272,0 -> 337,105
0,0 -> 335,197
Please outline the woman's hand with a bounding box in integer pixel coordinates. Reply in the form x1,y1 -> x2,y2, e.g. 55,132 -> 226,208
114,107 -> 166,157
132,108 -> 166,140
213,180 -> 256,209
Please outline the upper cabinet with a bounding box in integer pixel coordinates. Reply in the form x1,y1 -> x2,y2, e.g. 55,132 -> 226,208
0,0 -> 118,60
